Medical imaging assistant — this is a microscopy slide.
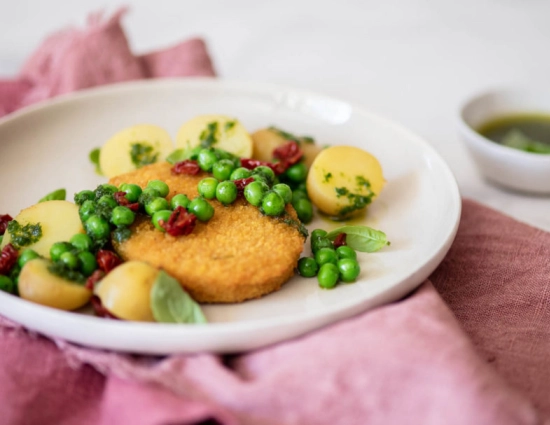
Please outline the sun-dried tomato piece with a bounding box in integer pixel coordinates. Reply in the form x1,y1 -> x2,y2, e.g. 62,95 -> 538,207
85,269 -> 105,290
273,141 -> 303,166
161,206 -> 197,237
113,192 -> 140,212
0,243 -> 18,275
0,214 -> 13,236
172,160 -> 201,175
233,177 -> 255,191
333,233 -> 347,248
90,295 -> 119,319
96,250 -> 122,274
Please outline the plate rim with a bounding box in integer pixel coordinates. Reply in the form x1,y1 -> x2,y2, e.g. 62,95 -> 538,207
0,78 -> 462,352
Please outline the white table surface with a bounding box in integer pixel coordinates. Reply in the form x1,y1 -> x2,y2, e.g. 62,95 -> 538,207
1,0 -> 549,231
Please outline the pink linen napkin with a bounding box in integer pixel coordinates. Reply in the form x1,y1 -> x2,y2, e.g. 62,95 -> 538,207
0,8 -> 215,117
1,11 -> 550,425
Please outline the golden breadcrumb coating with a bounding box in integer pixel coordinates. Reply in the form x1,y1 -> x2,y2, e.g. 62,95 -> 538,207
109,162 -> 306,303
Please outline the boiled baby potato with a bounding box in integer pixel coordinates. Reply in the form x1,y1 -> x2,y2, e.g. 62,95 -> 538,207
176,115 -> 253,158
307,145 -> 385,218
251,127 -> 322,168
18,259 -> 92,310
94,261 -> 159,322
1,200 -> 84,257
100,124 -> 174,178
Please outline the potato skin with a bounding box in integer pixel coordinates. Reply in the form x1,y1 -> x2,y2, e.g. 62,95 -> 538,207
176,115 -> 253,158
18,259 -> 92,311
99,124 -> 174,178
306,145 -> 385,218
0,201 -> 84,258
251,128 -> 322,168
94,261 -> 159,322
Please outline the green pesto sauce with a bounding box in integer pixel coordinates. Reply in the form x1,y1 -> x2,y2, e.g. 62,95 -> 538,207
334,175 -> 374,218
200,122 -> 219,148
7,220 -> 42,249
268,126 -> 315,145
224,120 -> 236,131
280,214 -> 309,238
89,147 -> 102,175
47,262 -> 86,284
477,113 -> 550,154
112,226 -> 132,243
130,142 -> 159,168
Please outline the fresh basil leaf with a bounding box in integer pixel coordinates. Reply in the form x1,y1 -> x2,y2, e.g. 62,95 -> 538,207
89,147 -> 103,174
150,270 -> 207,324
326,225 -> 389,253
39,188 -> 66,203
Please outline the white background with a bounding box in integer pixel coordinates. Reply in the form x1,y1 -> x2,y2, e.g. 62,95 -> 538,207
1,0 -> 549,230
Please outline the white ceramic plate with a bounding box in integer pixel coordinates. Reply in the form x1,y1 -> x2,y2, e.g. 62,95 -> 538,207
0,79 -> 460,354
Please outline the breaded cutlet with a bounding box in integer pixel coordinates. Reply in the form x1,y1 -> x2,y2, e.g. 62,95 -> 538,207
109,162 -> 306,303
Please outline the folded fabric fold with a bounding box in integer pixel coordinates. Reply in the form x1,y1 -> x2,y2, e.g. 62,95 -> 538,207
0,8 -> 215,118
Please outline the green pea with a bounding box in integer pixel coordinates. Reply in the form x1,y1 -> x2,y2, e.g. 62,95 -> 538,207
212,159 -> 235,181
292,189 -> 309,202
152,210 -> 172,232
272,183 -> 292,204
171,194 -> 190,209
197,177 -> 219,199
216,181 -> 238,205
97,194 -> 118,209
311,229 -> 328,239
50,242 -> 73,262
336,246 -> 357,260
197,149 -> 218,171
253,165 -> 275,185
96,184 -> 118,198
18,249 -> 40,268
261,191 -> 285,216
74,189 -> 95,206
297,257 -> 318,277
251,174 -> 269,185
111,206 -> 135,226
70,233 -> 93,252
214,148 -> 238,163
230,167 -> 252,180
188,198 -> 214,222
147,180 -> 169,197
292,198 -> 313,223
119,183 -> 142,202
317,263 -> 339,289
85,215 -> 111,240
0,275 -> 14,294
311,237 -> 333,254
9,264 -> 20,290
78,251 -> 97,276
244,181 -> 269,206
187,146 -> 202,160
338,258 -> 360,282
315,247 -> 338,266
145,197 -> 170,216
59,251 -> 79,270
285,162 -> 308,183
139,187 -> 161,201
79,200 -> 96,222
